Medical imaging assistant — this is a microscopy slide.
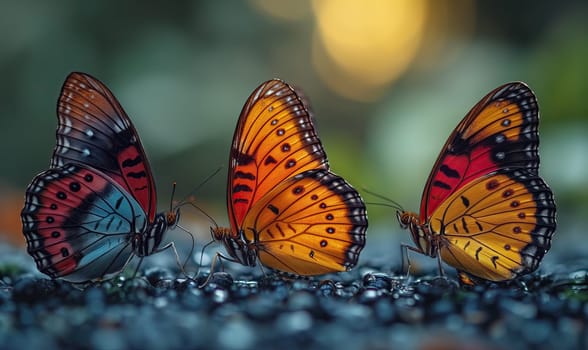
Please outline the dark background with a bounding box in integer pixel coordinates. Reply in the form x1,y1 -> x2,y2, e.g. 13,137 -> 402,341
0,0 -> 586,262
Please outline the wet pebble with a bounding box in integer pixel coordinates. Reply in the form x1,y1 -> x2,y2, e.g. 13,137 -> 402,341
1,243 -> 587,350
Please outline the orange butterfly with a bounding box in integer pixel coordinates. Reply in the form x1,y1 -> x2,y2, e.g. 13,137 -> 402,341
211,79 -> 368,275
397,82 -> 556,282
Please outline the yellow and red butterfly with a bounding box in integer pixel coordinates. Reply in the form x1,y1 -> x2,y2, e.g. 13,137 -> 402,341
397,82 -> 556,282
211,79 -> 368,275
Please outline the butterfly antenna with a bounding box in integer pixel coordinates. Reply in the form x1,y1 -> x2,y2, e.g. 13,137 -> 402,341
182,201 -> 219,230
169,181 -> 178,212
361,187 -> 404,211
176,167 -> 223,207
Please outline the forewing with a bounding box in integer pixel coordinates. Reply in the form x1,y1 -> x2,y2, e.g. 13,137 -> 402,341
54,72 -> 157,220
421,82 -> 540,221
228,79 -> 329,231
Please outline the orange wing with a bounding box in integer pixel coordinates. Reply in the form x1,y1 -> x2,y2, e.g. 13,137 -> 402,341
241,169 -> 367,275
420,82 -> 540,222
429,168 -> 556,281
228,79 -> 329,232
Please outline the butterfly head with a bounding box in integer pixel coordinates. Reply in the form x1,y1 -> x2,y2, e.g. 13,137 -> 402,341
166,208 -> 181,229
397,211 -> 437,258
210,226 -> 258,267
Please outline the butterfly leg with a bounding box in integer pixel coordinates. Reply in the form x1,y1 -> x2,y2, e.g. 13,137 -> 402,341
192,239 -> 217,279
436,253 -> 446,278
153,241 -> 192,280
198,252 -> 242,288
400,243 -> 423,279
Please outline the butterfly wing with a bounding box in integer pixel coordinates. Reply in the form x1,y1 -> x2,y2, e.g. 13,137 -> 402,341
227,79 -> 329,232
53,72 -> 157,220
429,168 -> 556,281
240,169 -> 367,275
420,82 -> 540,222
21,163 -> 148,283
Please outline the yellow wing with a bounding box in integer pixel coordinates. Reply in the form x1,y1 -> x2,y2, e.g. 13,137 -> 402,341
429,168 -> 556,281
241,169 -> 367,275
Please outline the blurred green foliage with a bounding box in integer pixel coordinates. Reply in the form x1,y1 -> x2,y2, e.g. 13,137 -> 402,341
0,0 -> 586,247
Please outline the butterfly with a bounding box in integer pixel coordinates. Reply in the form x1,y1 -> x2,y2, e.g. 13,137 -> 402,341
21,72 -> 180,283
397,82 -> 556,282
211,79 -> 368,275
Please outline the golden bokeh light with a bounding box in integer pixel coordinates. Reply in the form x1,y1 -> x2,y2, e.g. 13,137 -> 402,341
312,0 -> 428,100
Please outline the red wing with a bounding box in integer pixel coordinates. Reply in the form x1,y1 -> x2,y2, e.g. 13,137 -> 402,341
228,79 -> 329,231
420,82 -> 540,222
53,72 -> 157,221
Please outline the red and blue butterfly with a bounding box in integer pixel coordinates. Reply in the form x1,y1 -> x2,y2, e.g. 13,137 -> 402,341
21,72 -> 179,283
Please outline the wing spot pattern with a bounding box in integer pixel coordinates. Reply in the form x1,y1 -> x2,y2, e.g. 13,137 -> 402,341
501,119 -> 511,127
491,256 -> 499,268
461,217 -> 469,233
475,247 -> 482,261
326,227 -> 335,234
57,191 -> 67,200
264,156 -> 277,165
460,196 -> 470,208
486,179 -> 499,190
433,180 -> 452,190
319,203 -> 327,209
276,128 -> 285,136
511,200 -> 520,207
126,171 -> 147,179
326,213 -> 334,220
60,247 -> 70,257
504,244 -> 511,251
235,171 -> 255,180
50,204 -> 58,210
502,189 -> 513,197
513,226 -> 521,234
439,164 -> 460,178
518,212 -> 526,219
69,182 -> 81,192
311,194 -> 318,200
51,231 -> 60,238
292,186 -> 304,195
267,204 -> 279,215
281,143 -> 291,152
84,174 -> 94,182
233,184 -> 252,193
320,240 -> 328,247
121,156 -> 142,168
285,159 -> 296,168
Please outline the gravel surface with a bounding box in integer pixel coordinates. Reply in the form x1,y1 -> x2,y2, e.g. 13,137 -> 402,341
0,241 -> 587,350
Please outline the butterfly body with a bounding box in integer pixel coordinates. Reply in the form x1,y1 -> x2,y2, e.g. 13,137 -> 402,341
399,82 -> 556,282
214,79 -> 367,276
21,72 -> 178,282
